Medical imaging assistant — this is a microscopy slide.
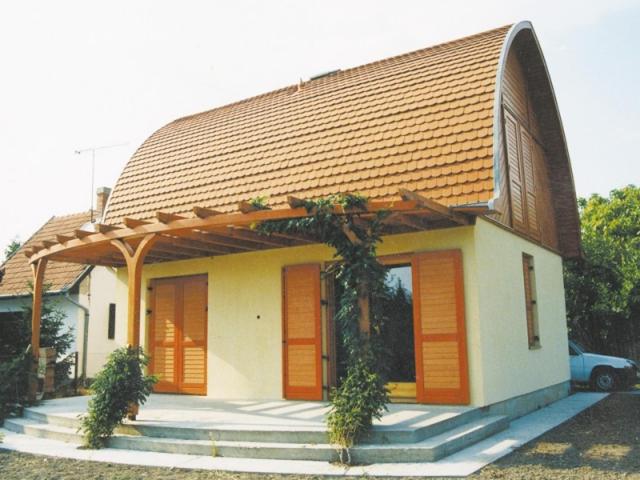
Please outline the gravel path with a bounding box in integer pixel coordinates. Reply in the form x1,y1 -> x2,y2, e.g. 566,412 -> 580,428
0,393 -> 638,479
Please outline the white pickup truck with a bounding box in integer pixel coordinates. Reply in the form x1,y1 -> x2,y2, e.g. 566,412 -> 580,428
569,340 -> 639,391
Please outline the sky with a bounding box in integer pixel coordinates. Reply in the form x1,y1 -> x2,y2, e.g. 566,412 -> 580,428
1,0 -> 638,256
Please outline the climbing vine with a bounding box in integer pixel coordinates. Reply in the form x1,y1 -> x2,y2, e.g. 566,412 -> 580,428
256,194 -> 390,459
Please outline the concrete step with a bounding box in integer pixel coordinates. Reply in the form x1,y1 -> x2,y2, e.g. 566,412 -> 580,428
22,406 -> 483,445
4,414 -> 509,463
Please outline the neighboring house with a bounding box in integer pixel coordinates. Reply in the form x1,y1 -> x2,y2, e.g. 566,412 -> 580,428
0,188 -> 120,378
27,22 -> 580,415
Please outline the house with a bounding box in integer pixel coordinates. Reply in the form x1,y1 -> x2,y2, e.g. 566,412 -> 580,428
0,188 -> 119,378
25,21 -> 579,414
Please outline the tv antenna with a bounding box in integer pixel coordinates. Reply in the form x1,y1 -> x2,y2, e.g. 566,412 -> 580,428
75,142 -> 128,222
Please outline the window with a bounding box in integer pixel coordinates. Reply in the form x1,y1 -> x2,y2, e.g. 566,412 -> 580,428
107,303 -> 116,340
522,254 -> 540,348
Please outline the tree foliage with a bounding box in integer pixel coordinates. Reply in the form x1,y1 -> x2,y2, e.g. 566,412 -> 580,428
2,237 -> 21,262
0,286 -> 75,385
564,185 -> 640,354
81,346 -> 157,449
256,194 -> 390,455
0,285 -> 74,419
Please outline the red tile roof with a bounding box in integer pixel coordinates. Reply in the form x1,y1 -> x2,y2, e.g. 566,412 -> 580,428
0,212 -> 92,296
104,25 -> 510,225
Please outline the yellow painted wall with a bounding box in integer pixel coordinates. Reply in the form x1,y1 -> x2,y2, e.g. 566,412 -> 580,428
113,219 -> 569,406
473,218 -> 570,405
116,225 -> 485,402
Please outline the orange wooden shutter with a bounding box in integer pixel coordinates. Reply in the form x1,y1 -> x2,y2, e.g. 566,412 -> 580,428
180,275 -> 208,395
412,250 -> 469,405
504,110 -> 527,233
150,280 -> 179,393
519,127 -> 540,239
522,255 -> 536,347
283,264 -> 322,400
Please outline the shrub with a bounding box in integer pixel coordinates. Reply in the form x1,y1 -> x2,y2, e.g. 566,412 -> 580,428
80,346 -> 156,448
327,350 -> 388,462
0,350 -> 32,423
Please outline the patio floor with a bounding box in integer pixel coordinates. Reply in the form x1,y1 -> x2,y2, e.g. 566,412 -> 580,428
30,394 -> 473,432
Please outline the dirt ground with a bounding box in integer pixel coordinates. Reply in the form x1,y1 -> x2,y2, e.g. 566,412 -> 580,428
0,393 -> 638,480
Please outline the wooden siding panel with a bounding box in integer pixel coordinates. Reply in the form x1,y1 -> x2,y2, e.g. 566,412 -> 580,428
283,264 -> 322,400
413,250 -> 469,405
533,142 -> 559,249
503,51 -> 529,125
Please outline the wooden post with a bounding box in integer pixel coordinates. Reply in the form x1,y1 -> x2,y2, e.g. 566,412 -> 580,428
29,258 -> 48,402
111,234 -> 157,347
358,295 -> 370,335
111,234 -> 157,420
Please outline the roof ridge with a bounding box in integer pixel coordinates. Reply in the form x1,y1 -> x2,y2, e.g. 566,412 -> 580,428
49,209 -> 93,221
171,24 -> 512,125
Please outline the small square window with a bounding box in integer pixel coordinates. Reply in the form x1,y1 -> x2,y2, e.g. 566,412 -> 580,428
108,303 -> 116,340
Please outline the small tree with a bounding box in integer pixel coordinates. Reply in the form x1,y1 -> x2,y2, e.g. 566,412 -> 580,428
564,185 -> 640,356
0,285 -> 74,416
81,346 -> 157,448
3,237 -> 21,262
0,286 -> 75,385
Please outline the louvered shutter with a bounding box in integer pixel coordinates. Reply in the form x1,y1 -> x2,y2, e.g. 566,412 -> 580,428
520,127 -> 540,239
504,110 -> 527,233
283,264 -> 322,400
412,250 -> 470,405
150,280 -> 179,393
180,276 -> 208,395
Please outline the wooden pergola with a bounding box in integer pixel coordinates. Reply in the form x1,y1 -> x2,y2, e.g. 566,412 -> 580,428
25,189 -> 488,399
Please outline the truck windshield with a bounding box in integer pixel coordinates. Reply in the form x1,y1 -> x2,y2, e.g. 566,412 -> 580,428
570,341 -> 586,354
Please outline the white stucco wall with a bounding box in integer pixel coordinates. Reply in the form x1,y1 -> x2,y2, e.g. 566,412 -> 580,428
85,266 -> 121,377
473,218 -> 570,405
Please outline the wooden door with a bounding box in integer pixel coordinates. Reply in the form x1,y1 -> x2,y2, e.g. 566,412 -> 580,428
412,250 -> 470,405
149,275 -> 208,395
282,264 -> 322,400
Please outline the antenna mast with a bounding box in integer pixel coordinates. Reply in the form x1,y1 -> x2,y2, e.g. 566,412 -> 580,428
75,142 -> 127,222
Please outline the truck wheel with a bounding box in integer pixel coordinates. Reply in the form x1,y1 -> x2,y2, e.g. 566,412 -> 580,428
591,368 -> 617,392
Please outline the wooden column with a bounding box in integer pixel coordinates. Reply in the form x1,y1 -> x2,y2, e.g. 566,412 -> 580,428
29,258 -> 48,402
111,234 -> 157,347
111,234 -> 157,420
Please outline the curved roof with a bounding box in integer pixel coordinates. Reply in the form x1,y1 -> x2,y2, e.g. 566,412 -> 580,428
104,25 -> 512,225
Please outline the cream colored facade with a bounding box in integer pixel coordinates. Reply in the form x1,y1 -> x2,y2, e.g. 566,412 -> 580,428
84,266 -> 122,376
114,217 -> 570,407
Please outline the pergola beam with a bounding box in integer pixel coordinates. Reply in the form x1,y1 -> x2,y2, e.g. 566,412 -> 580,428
193,206 -> 223,219
238,201 -> 271,214
157,211 -> 186,224
55,234 -> 74,243
29,199 -> 424,265
95,223 -> 119,234
74,229 -> 94,239
398,188 -> 469,225
123,217 -> 151,229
